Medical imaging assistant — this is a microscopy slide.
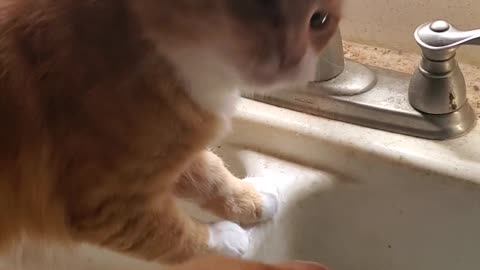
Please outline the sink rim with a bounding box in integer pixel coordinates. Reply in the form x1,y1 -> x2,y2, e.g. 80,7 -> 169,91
229,98 -> 480,184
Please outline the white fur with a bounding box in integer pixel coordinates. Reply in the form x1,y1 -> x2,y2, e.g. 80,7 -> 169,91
207,221 -> 249,257
164,48 -> 242,120
243,177 -> 280,221
243,47 -> 318,95
165,46 -> 318,120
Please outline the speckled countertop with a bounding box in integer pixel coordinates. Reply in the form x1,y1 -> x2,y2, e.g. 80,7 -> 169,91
343,41 -> 480,118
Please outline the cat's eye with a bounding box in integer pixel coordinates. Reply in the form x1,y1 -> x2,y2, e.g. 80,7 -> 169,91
310,10 -> 329,30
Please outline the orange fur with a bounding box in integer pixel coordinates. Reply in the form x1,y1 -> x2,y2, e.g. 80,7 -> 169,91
173,255 -> 330,270
176,150 -> 264,225
0,0 -> 341,268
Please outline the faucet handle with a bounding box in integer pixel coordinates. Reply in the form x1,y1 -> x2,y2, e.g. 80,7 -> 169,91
415,20 -> 480,61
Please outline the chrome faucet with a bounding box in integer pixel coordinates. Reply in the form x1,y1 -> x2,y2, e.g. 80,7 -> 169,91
314,29 -> 344,82
245,20 -> 478,140
409,20 -> 480,115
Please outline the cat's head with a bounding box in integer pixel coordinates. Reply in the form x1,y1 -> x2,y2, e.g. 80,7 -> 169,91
131,0 -> 341,112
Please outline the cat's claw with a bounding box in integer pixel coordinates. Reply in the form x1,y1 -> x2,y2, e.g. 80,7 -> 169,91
208,221 -> 249,257
244,177 -> 280,221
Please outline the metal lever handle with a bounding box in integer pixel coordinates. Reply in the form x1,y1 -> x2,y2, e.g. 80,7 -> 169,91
415,20 -> 480,61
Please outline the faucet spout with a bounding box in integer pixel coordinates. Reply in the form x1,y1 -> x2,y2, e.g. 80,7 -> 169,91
308,27 -> 377,96
314,28 -> 345,82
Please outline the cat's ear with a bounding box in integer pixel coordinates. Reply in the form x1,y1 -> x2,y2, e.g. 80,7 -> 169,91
278,261 -> 329,270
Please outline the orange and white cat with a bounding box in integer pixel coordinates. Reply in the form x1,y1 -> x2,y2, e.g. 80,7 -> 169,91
0,0 -> 341,268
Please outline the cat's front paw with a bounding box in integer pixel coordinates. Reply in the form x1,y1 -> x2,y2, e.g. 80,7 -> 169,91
244,177 -> 280,222
208,221 -> 249,257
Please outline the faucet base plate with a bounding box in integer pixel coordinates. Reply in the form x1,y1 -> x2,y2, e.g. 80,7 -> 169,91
316,60 -> 377,96
244,60 -> 477,140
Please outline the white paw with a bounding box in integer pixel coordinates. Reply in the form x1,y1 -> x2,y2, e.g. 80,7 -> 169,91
207,221 -> 249,257
244,177 -> 280,221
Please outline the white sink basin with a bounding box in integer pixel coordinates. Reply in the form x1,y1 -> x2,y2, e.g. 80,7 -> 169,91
226,99 -> 480,270
2,98 -> 480,270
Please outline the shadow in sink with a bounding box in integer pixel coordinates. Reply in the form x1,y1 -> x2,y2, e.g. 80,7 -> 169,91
211,136 -> 480,270
223,99 -> 480,270
213,143 -> 357,185
213,145 -> 249,179
245,167 -> 480,270
202,145 -> 458,270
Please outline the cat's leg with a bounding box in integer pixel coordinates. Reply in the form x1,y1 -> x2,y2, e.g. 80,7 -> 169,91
176,150 -> 279,225
68,194 -> 248,263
